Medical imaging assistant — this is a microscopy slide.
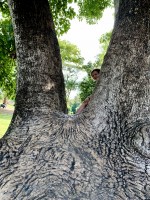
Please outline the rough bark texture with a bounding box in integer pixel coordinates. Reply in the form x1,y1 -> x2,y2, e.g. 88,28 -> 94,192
9,0 -> 67,117
0,0 -> 150,199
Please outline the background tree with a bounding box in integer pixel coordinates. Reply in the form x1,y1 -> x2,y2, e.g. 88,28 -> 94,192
79,32 -> 111,101
1,0 -> 149,199
0,0 -> 112,34
67,96 -> 81,114
0,18 -> 16,100
94,31 -> 112,67
79,62 -> 96,101
0,0 -> 112,103
59,39 -> 84,101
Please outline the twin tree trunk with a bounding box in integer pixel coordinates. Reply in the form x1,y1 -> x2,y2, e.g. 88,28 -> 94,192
0,0 -> 150,199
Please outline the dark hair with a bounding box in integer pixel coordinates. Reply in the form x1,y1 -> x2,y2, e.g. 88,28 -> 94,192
91,69 -> 100,75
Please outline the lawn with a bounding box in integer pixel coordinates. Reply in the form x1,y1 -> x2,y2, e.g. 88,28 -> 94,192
0,103 -> 14,138
0,113 -> 12,138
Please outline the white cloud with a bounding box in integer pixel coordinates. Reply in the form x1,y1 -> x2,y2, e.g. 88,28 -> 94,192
61,8 -> 115,63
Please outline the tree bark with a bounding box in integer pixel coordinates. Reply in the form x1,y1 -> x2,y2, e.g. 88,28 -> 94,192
114,0 -> 119,16
3,97 -> 7,105
8,0 -> 67,118
0,0 -> 150,199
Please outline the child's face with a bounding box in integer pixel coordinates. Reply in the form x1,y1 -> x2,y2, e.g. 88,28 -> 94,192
91,71 -> 100,81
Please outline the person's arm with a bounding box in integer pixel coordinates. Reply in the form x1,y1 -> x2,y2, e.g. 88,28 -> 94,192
76,97 -> 90,114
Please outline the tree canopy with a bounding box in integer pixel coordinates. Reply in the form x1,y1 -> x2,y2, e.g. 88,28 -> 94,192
79,32 -> 111,101
0,0 -> 113,100
0,0 -> 113,34
59,39 -> 84,101
0,18 -> 16,98
94,31 -> 112,67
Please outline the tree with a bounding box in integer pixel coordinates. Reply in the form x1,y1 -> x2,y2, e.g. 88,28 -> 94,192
0,0 -> 109,100
0,0 -> 150,199
79,62 -> 96,101
79,33 -> 112,101
59,40 -> 84,101
94,31 -> 112,67
0,18 -> 16,99
67,96 -> 81,114
0,0 -> 112,35
0,20 -> 83,101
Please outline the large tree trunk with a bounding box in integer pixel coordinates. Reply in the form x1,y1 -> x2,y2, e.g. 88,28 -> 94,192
9,0 -> 67,117
0,0 -> 150,199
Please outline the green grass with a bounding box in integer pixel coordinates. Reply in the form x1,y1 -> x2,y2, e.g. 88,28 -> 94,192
0,103 -> 14,138
0,100 -> 14,138
0,113 -> 12,138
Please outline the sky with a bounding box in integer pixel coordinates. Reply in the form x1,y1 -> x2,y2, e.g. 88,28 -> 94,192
60,7 -> 115,98
61,7 -> 115,64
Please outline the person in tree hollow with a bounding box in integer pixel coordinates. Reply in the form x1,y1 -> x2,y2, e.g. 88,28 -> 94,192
76,68 -> 100,114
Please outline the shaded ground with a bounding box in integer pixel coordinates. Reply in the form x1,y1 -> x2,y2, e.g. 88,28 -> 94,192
0,107 -> 14,115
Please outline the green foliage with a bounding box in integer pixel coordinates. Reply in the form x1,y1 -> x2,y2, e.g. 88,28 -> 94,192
0,18 -> 15,58
79,62 -> 96,101
82,62 -> 95,75
67,102 -> 80,114
0,18 -> 16,98
100,31 -> 112,47
79,77 -> 95,101
49,0 -> 113,34
59,40 -> 84,101
0,60 -> 16,99
79,32 -> 112,101
50,0 -> 113,34
0,0 -> 112,35
77,0 -> 113,24
71,102 -> 79,114
67,96 -> 80,114
49,0 -> 76,35
64,71 -> 78,101
0,0 -> 10,17
0,0 -> 113,101
59,40 -> 84,67
94,31 -> 112,67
